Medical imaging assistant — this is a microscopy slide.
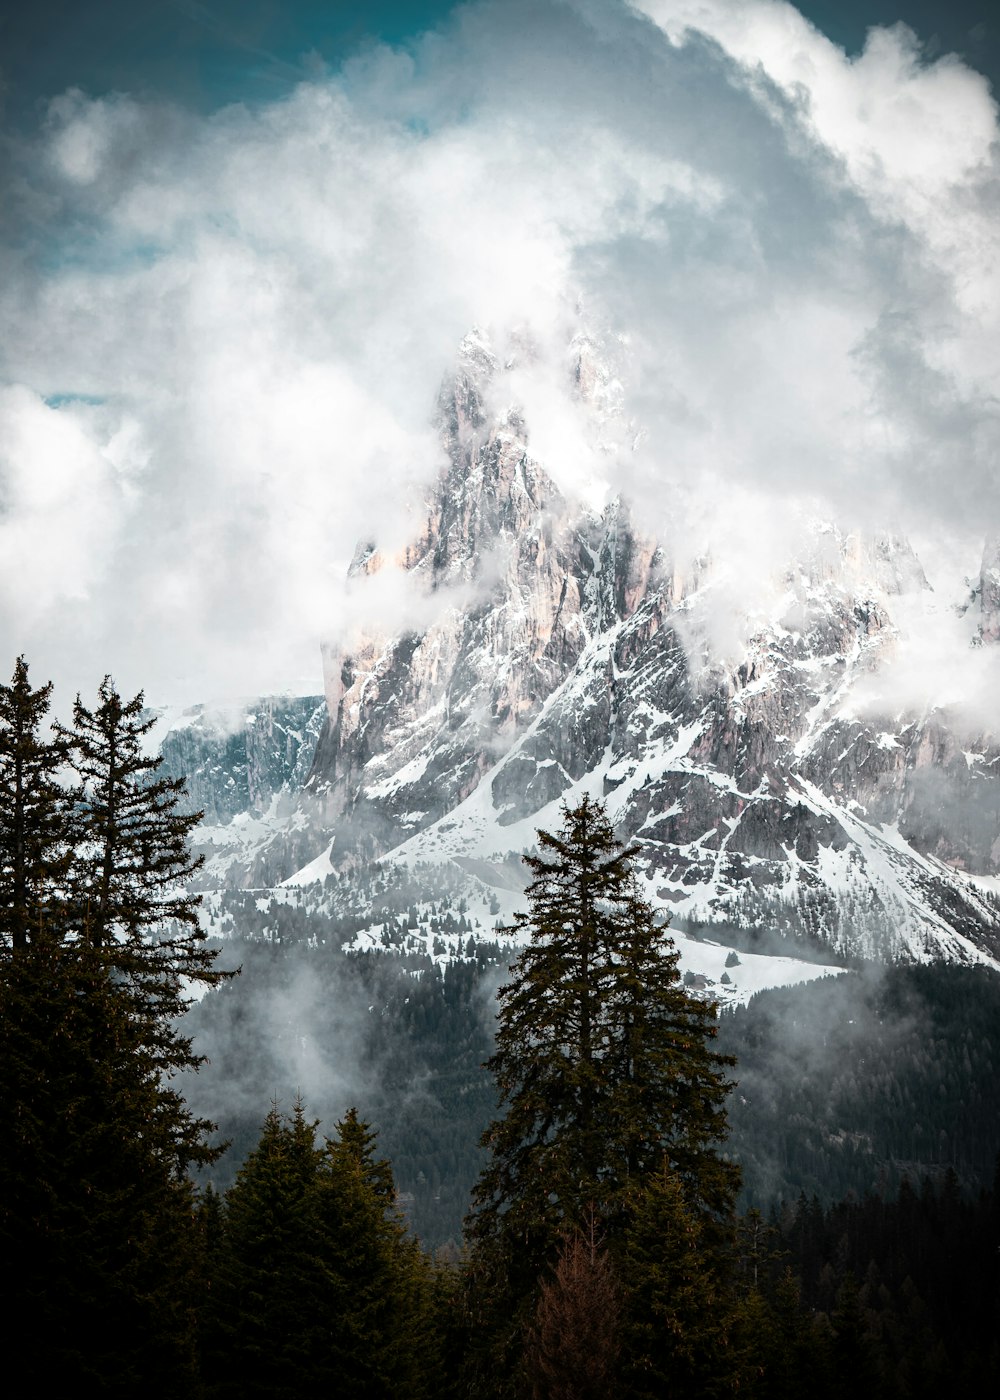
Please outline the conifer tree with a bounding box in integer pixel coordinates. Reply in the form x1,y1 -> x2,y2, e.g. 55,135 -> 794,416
0,660 -> 227,1390
621,1167 -> 734,1400
0,938 -> 203,1394
525,1211 -> 621,1400
465,796 -> 739,1393
213,1102 -> 438,1399
320,1108 -> 439,1398
213,1100 -> 322,1399
0,657 -> 71,950
468,796 -> 738,1298
62,677 -> 206,948
329,1104 -> 397,1205
58,676 -> 226,1081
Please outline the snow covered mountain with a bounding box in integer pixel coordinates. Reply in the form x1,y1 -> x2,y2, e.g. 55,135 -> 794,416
163,332 -> 1000,976
153,695 -> 327,887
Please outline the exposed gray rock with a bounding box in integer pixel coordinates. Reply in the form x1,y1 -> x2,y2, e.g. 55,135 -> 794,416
155,695 -> 325,826
163,333 -> 1000,966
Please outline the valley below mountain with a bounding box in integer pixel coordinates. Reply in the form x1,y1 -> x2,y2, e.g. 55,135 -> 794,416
160,330 -> 1000,1250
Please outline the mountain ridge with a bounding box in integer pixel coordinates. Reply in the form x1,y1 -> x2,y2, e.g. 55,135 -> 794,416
156,329 -> 1000,976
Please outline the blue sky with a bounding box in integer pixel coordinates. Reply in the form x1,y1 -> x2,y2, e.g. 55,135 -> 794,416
2,2 -> 995,120
0,3 -> 449,118
1,1 -> 998,708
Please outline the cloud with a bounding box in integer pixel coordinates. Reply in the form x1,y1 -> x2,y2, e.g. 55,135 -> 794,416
0,0 -> 997,708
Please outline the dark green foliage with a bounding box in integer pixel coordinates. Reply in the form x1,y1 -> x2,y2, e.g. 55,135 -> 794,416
471,795 -> 737,1241
718,964 -> 1000,1205
466,796 -> 739,1391
209,1100 -> 323,1398
0,657 -> 71,949
730,1271 -> 823,1400
716,1170 -> 1000,1399
185,940 -> 500,1247
829,1272 -> 881,1399
59,678 -> 225,1031
209,1101 -> 439,1399
0,939 -> 203,1394
63,676 -> 228,1164
621,1168 -> 734,1400
0,661 -> 227,1391
779,1174 -> 1000,1393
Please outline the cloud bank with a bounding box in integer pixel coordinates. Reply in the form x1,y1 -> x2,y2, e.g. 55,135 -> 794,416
0,0 -> 997,707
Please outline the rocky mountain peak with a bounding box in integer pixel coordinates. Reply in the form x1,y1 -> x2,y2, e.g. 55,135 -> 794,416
179,331 -> 1000,971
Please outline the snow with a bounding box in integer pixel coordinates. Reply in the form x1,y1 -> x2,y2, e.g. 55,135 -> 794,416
282,840 -> 336,888
669,931 -> 844,1007
364,751 -> 431,800
170,401 -> 1000,987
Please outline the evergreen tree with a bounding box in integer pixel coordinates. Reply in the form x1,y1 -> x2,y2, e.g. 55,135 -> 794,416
320,1108 -> 439,1398
330,1104 -> 397,1206
58,676 -> 227,1082
0,660 -> 228,1389
829,1271 -> 880,1399
0,939 -> 203,1394
62,676 -> 205,946
0,656 -> 71,950
466,795 -> 739,1387
212,1100 -> 322,1399
621,1166 -> 733,1400
525,1209 -> 621,1400
213,1102 -> 438,1399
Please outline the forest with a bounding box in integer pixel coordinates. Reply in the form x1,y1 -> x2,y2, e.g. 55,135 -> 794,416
2,658 -> 999,1396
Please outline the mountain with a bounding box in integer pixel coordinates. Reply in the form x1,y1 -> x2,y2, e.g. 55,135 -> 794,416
160,330 -> 1000,977
153,695 -> 326,887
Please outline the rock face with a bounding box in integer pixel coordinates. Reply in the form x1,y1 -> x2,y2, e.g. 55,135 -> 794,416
179,333 -> 1000,968
153,696 -> 327,887
307,332 -> 657,863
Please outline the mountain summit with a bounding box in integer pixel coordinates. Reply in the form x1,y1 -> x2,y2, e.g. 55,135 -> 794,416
162,331 -> 1000,971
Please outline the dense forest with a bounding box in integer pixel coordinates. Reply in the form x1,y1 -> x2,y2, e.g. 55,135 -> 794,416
2,658 -> 999,1394
185,943 -> 1000,1250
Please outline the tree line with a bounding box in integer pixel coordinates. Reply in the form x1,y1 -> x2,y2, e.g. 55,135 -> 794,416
2,658 -> 997,1395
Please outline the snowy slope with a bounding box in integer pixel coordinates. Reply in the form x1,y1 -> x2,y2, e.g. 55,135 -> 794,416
172,331 -> 1000,977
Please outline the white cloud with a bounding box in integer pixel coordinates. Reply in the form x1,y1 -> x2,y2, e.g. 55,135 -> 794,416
0,0 -> 997,708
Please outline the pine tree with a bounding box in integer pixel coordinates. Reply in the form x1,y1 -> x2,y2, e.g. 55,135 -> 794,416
58,676 -> 226,1082
0,661 -> 228,1389
213,1102 -> 438,1399
62,676 -> 204,943
0,656 -> 71,950
329,1105 -> 397,1206
468,796 -> 738,1268
621,1166 -> 733,1400
213,1100 -> 322,1399
525,1209 -> 621,1400
0,938 -> 203,1394
320,1108 -> 439,1398
466,795 -> 739,1390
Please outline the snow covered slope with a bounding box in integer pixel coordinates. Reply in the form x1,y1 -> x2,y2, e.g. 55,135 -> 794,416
173,332 -> 1000,975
